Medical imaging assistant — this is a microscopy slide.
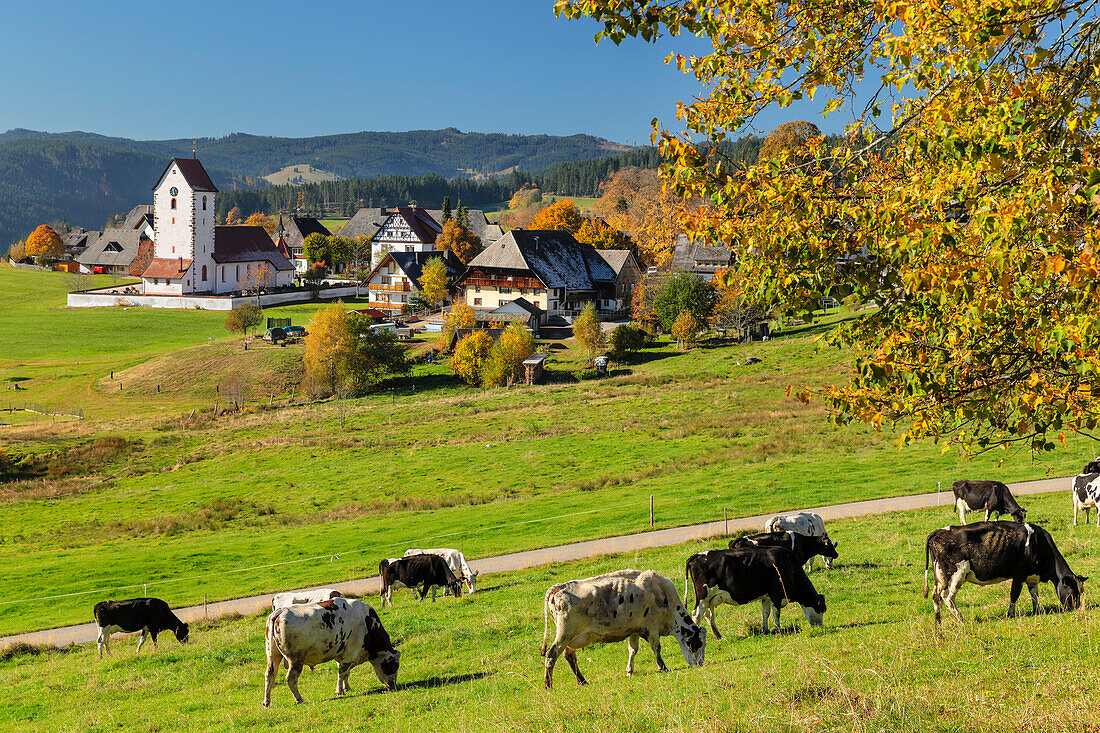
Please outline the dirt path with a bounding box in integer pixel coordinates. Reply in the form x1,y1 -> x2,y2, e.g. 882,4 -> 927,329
0,476 -> 1069,650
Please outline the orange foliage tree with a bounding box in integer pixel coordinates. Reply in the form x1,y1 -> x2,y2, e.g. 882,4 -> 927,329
244,213 -> 278,234
436,220 -> 483,264
575,218 -> 633,250
451,330 -> 493,386
225,207 -> 243,225
595,168 -> 693,267
529,199 -> 584,233
25,225 -> 63,260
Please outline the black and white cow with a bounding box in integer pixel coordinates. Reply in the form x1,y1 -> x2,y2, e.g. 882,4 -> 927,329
686,547 -> 826,638
729,531 -> 839,569
403,548 -> 478,594
950,480 -> 1026,524
762,512 -> 836,569
93,597 -> 189,658
379,554 -> 462,607
263,598 -> 399,706
1084,458 -> 1100,474
541,569 -> 705,689
271,588 -> 344,611
1072,473 -> 1100,526
924,521 -> 1086,624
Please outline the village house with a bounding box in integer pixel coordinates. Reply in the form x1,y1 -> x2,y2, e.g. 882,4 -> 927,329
670,232 -> 733,280
457,229 -> 616,324
365,250 -> 463,313
141,158 -> 295,295
596,249 -> 643,315
272,216 -> 331,273
341,206 -> 503,265
76,228 -> 148,274
368,206 -> 443,265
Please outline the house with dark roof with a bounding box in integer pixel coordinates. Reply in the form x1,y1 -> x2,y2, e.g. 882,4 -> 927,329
458,229 -> 616,322
76,229 -> 148,274
425,209 -> 503,246
273,216 -> 331,273
365,250 -> 463,313
340,206 -> 504,268
141,158 -> 294,295
370,206 -> 443,265
596,249 -> 643,314
121,205 -> 154,238
339,207 -> 393,242
670,232 -> 733,280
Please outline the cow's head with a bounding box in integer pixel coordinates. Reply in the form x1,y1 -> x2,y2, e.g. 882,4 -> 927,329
370,649 -> 401,689
815,535 -> 840,561
1058,575 -> 1087,611
464,570 -> 478,594
1011,507 -> 1027,523
175,622 -> 190,644
802,594 -> 827,627
672,607 -> 706,667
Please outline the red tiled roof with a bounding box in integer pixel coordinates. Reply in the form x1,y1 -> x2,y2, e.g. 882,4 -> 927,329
213,226 -> 295,271
142,258 -> 192,279
394,206 -> 442,244
152,158 -> 218,192
273,235 -> 293,261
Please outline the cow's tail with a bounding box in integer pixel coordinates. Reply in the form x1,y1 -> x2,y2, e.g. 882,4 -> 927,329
684,558 -> 694,609
923,536 -> 931,598
540,588 -> 551,657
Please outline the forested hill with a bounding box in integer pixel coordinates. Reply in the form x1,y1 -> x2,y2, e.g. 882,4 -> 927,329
0,128 -> 628,180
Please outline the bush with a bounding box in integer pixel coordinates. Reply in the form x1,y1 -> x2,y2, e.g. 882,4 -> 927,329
608,324 -> 651,361
451,331 -> 493,386
575,368 -> 600,380
482,323 -> 535,387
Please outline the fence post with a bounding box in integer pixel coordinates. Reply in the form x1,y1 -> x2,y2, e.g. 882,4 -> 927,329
204,594 -> 208,620
649,495 -> 654,527
724,507 -> 728,536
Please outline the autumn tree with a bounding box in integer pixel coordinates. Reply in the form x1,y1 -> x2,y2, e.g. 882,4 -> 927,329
482,322 -> 536,387
595,167 -> 693,266
25,225 -> 63,260
7,241 -> 26,263
575,217 -> 633,251
530,199 -> 584,233
572,301 -> 606,360
225,302 -> 263,338
302,232 -> 330,266
451,330 -> 493,386
326,236 -> 351,269
630,277 -> 660,332
758,121 -> 822,164
346,316 -> 410,391
225,207 -> 243,225
244,213 -> 278,234
671,310 -> 701,350
653,272 -> 716,332
508,185 -> 543,210
244,262 -> 275,298
441,301 -> 477,351
304,302 -> 355,396
418,256 -> 449,309
712,268 -> 769,342
558,0 -> 1100,454
436,219 -> 483,264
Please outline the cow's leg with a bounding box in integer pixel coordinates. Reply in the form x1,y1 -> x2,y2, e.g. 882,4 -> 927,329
1008,578 -> 1023,617
1074,499 -> 1079,526
336,662 -> 353,696
806,555 -> 815,572
286,661 -> 305,704
984,507 -> 992,521
646,632 -> 667,672
263,647 -> 280,707
823,555 -> 834,570
931,563 -> 946,624
1028,582 -> 1041,615
943,561 -> 969,624
563,648 -> 587,685
544,631 -> 570,690
150,630 -> 159,650
625,635 -> 640,675
431,585 -> 438,602
760,597 -> 773,634
136,629 -> 147,653
957,499 -> 967,525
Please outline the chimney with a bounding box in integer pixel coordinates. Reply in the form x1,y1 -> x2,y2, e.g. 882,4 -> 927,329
178,256 -> 183,273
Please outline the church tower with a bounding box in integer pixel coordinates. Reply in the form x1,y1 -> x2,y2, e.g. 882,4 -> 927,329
151,158 -> 218,293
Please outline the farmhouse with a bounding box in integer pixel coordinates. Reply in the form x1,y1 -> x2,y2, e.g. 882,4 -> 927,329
596,249 -> 642,315
342,206 -> 502,266
369,206 -> 442,265
670,232 -> 733,280
366,250 -> 463,313
458,229 -> 616,324
141,158 -> 295,295
272,216 -> 331,273
76,228 -> 147,274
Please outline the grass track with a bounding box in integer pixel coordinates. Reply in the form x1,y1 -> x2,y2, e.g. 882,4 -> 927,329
3,492 -> 1099,731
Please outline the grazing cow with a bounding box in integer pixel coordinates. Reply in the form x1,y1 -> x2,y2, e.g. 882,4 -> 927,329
1072,473 -> 1100,526
762,512 -> 836,569
403,548 -> 478,594
93,597 -> 189,658
1085,458 -> 1100,474
686,547 -> 827,638
271,588 -> 344,611
729,531 -> 839,569
379,554 -> 462,607
951,480 -> 1027,524
263,598 -> 400,706
540,569 -> 704,689
924,521 -> 1086,624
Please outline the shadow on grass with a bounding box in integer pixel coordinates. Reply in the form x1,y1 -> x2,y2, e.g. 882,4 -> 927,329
470,582 -> 521,595
345,671 -> 492,698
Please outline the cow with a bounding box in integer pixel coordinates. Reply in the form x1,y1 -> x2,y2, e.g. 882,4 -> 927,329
263,597 -> 400,706
1084,458 -> 1100,474
729,531 -> 839,569
93,597 -> 189,658
950,479 -> 1027,524
1072,473 -> 1100,526
540,569 -> 705,689
403,548 -> 478,594
686,547 -> 827,638
379,554 -> 462,607
271,588 -> 344,611
924,521 -> 1086,624
762,512 -> 837,569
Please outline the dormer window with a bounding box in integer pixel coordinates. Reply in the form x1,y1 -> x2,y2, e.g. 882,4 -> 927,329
171,198 -> 177,210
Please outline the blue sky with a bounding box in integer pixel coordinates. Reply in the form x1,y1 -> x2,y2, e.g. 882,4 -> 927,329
0,0 -> 837,144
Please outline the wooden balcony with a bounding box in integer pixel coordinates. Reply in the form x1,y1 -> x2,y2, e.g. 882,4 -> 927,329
367,301 -> 402,311
464,274 -> 543,290
370,282 -> 412,292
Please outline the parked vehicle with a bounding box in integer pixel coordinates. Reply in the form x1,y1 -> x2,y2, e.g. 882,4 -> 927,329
283,325 -> 306,338
263,327 -> 287,343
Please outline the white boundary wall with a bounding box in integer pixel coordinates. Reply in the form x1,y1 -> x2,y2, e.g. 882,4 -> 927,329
67,286 -> 361,311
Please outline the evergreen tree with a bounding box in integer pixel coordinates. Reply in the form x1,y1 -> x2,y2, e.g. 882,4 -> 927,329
456,202 -> 469,227
441,196 -> 452,221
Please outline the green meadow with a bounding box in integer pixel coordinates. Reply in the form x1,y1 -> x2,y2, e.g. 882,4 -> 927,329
0,268 -> 1090,639
2,492 -> 1098,732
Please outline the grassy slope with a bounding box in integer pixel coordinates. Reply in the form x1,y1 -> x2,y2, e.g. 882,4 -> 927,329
0,291 -> 1091,635
3,491 -> 1099,732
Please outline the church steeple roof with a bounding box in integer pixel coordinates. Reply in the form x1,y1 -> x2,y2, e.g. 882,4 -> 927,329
152,158 -> 219,193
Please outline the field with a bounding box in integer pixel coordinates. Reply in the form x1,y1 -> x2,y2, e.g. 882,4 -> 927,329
263,165 -> 341,186
3,491 -> 1098,732
0,268 -> 1091,642
320,218 -> 350,234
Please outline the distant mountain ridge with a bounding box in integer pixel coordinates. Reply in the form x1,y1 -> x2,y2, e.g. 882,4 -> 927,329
0,127 -> 631,249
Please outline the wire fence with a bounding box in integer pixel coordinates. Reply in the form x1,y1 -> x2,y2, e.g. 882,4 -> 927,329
1,402 -> 84,420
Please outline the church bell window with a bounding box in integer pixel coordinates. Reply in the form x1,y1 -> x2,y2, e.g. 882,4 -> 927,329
171,198 -> 177,210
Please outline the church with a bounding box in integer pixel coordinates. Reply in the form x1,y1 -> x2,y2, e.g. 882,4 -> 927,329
141,158 -> 295,295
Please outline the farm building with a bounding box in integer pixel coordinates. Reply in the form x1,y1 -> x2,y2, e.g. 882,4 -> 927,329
369,206 -> 443,265
141,158 -> 295,295
670,232 -> 734,281
366,250 -> 463,313
272,216 -> 331,273
76,228 -> 147,274
458,229 -> 616,324
342,207 -> 503,265
596,249 -> 643,314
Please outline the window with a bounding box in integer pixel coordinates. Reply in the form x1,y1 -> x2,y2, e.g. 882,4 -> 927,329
221,267 -> 225,283
381,276 -> 389,285
405,246 -> 414,252
474,284 -> 480,292
171,217 -> 175,225
474,298 -> 482,306
202,196 -> 207,211
533,288 -> 541,295
519,288 -> 527,295
171,198 -> 177,210
201,265 -> 207,282
499,287 -> 511,294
